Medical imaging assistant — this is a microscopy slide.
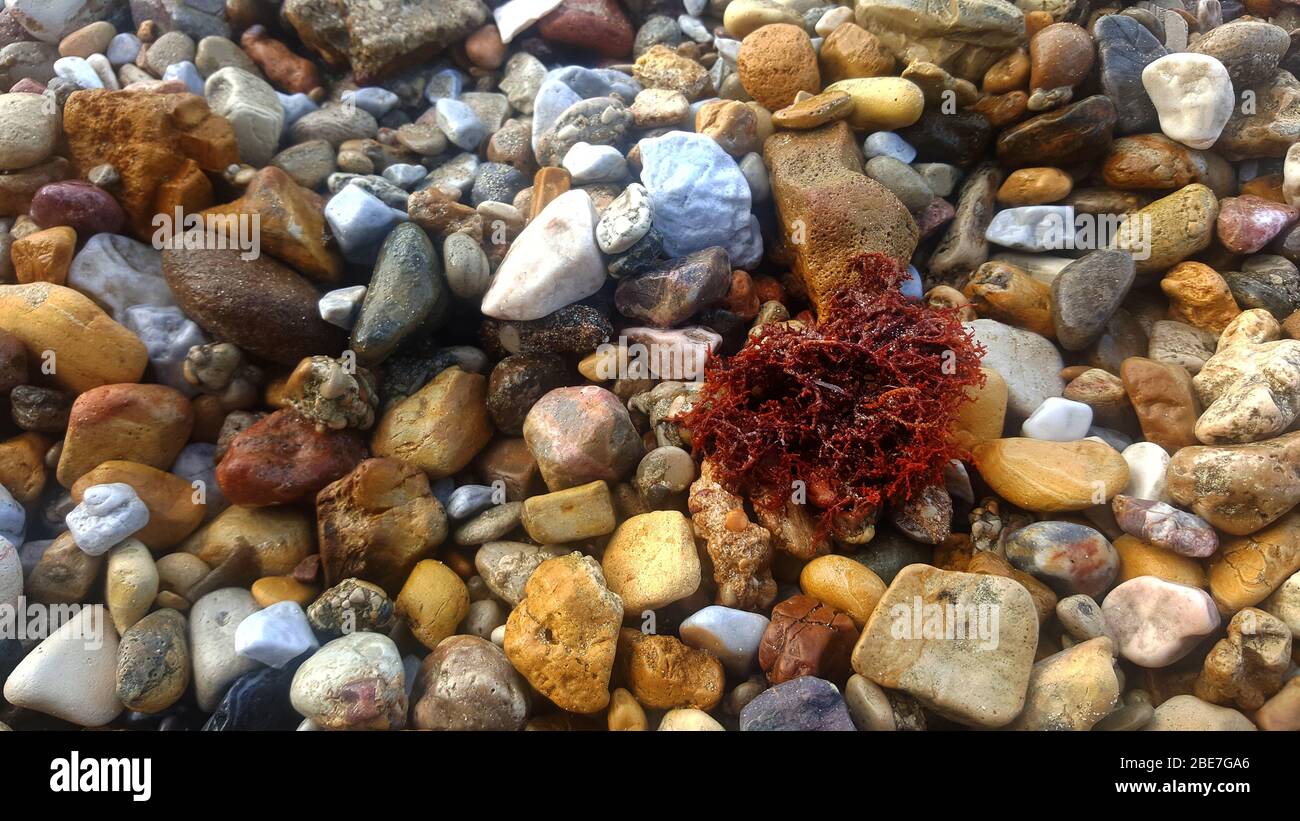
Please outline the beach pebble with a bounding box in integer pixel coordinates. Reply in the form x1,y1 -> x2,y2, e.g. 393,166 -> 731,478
234,600 -> 319,669
290,631 -> 408,730
1020,396 -> 1092,441
2,605 -> 121,726
1102,576 -> 1220,667
1142,53 -> 1234,150
65,483 -> 149,557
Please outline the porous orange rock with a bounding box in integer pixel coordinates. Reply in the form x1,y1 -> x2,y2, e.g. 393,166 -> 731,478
763,121 -> 918,317
616,628 -> 725,711
11,226 -> 76,285
503,552 -> 623,714
62,90 -> 238,241
736,23 -> 821,111
0,432 -> 48,504
1161,261 -> 1242,334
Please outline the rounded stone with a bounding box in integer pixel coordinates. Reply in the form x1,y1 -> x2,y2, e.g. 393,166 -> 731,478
409,635 -> 529,731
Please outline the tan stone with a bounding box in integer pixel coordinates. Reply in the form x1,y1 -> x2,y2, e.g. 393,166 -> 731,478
0,432 -> 49,504
251,575 -> 319,608
1114,534 -> 1207,588
503,552 -> 623,713
1119,356 -> 1201,454
694,100 -> 759,157
763,121 -> 918,317
851,565 -> 1039,728
632,45 -> 708,100
105,539 -> 158,635
1254,677 -> 1300,730
607,687 -> 647,731
1161,261 -> 1241,334
1064,368 -> 1133,430
1143,694 -> 1256,730
950,367 -> 1008,449
972,437 -> 1130,512
600,511 -> 701,616
521,480 -> 616,544
1112,184 -> 1218,277
799,554 -> 887,628
616,628 -> 726,711
371,367 -> 493,480
963,260 -> 1055,338
818,22 -> 894,83
771,90 -> 854,130
1166,432 -> 1300,535
180,505 -> 313,577
1194,607 -> 1291,710
1006,637 -> 1121,730
56,384 -> 194,488
395,559 -> 469,650
824,77 -> 925,131
0,283 -> 148,393
1209,510 -> 1300,613
12,226 -> 76,285
996,167 -> 1072,205
316,457 -> 448,596
27,531 -> 102,604
687,459 -> 777,611
72,461 -> 205,550
723,0 -> 802,39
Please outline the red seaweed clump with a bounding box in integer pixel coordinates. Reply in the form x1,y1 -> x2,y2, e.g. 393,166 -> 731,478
680,253 -> 985,532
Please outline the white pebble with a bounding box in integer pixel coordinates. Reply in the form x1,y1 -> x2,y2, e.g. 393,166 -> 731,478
863,131 -> 917,164
1142,52 -> 1233,150
107,33 -> 141,66
53,56 -> 103,89
87,53 -> 119,89
318,285 -> 367,330
562,141 -> 628,184
1021,396 -> 1093,441
816,6 -> 854,36
235,601 -> 319,669
162,60 -> 203,94
678,15 -> 712,43
65,483 -> 150,557
985,205 -> 1075,251
1121,441 -> 1172,502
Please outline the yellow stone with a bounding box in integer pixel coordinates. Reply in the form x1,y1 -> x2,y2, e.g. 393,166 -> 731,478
0,432 -> 48,503
607,687 -> 647,731
1114,534 -> 1206,588
972,437 -> 1129,512
395,559 -> 469,650
370,366 -> 493,479
1210,510 -> 1300,613
799,554 -> 887,628
601,510 -> 701,616
180,505 -> 313,576
251,575 -> 319,608
522,480 -> 617,543
0,283 -> 147,393
951,367 -> 1008,449
825,77 -> 924,130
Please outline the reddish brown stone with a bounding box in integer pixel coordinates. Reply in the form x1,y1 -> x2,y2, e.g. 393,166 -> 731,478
537,0 -> 633,59
758,594 -> 858,685
240,24 -> 323,94
216,408 -> 367,507
1216,195 -> 1299,254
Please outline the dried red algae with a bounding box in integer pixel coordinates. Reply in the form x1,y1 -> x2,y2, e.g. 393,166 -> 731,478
680,253 -> 985,532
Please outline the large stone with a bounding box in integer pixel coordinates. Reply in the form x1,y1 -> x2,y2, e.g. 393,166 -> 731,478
62,89 -> 238,240
204,67 -> 284,167
1094,14 -> 1166,134
215,408 -> 366,507
853,0 -> 1024,83
964,319 -> 1063,417
2,605 -> 121,726
600,510 -> 700,616
973,437 -> 1129,512
764,121 -> 917,317
410,635 -> 529,731
162,247 -> 346,366
56,384 -> 193,488
1102,576 -> 1220,667
189,587 -> 261,711
317,457 -> 448,596
851,564 -> 1038,728
479,189 -> 604,322
1006,637 -> 1120,730
1209,510 -> 1300,613
639,130 -> 761,269
289,631 -> 407,729
503,552 -> 623,713
522,386 -> 642,491
0,283 -> 148,393
350,223 -> 445,364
